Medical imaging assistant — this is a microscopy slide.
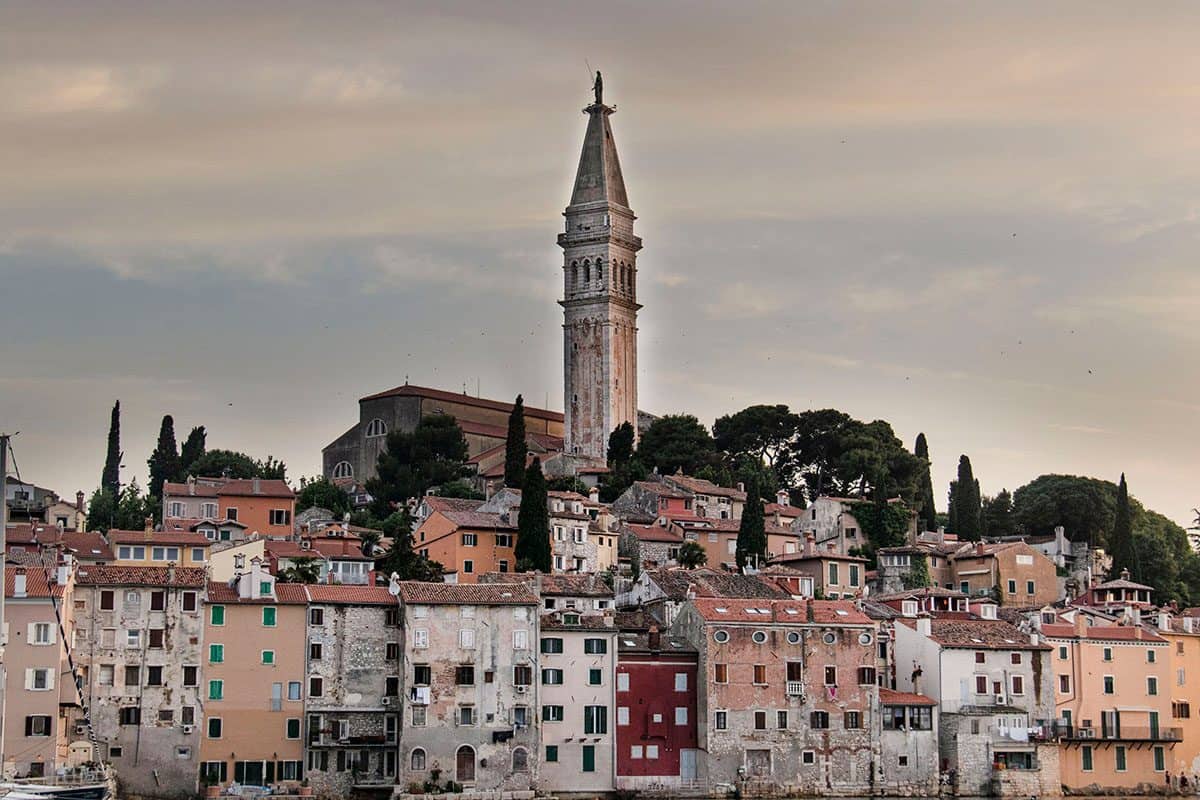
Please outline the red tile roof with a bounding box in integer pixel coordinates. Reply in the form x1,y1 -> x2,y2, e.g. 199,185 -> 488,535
397,581 -> 536,605
306,584 -> 397,606
265,540 -> 322,560
1040,623 -> 1166,643
205,581 -> 309,604
5,566 -> 64,598
663,475 -> 747,500
217,479 -> 295,499
765,503 -> 806,518
899,617 -> 1049,650
359,383 -> 564,423
75,565 -> 207,587
880,688 -> 937,707
108,529 -> 213,547
632,481 -> 691,499
625,523 -> 683,544
420,497 -> 484,515
58,532 -> 114,561
162,481 -> 219,498
439,510 -> 517,531
691,598 -> 871,625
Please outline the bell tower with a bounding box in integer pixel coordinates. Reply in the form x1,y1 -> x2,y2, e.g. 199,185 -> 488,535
559,73 -> 641,462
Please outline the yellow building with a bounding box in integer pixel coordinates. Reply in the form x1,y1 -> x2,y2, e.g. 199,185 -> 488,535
1161,615 -> 1200,777
108,524 -> 211,568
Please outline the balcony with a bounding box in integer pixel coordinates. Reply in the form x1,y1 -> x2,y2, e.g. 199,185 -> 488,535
1060,725 -> 1181,743
786,681 -> 804,697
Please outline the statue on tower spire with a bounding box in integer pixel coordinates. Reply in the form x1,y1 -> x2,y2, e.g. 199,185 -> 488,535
593,70 -> 603,105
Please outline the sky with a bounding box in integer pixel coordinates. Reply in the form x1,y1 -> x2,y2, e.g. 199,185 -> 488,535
2,1 -> 1198,528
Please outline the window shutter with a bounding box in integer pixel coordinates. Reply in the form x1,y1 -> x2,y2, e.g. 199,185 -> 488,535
27,623 -> 36,642
25,716 -> 33,736
234,762 -> 245,784
46,669 -> 54,690
24,669 -> 34,691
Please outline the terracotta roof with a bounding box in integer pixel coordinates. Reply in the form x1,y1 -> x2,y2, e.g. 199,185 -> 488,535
1041,623 -> 1167,643
880,688 -> 937,707
440,510 -> 517,531
58,532 -> 114,561
217,479 -> 295,499
809,600 -> 873,625
306,584 -> 397,606
899,617 -> 1049,650
768,550 -> 869,565
1090,577 -> 1154,592
692,597 -> 870,624
615,608 -> 657,632
358,383 -> 564,422
632,481 -> 691,499
75,566 -> 207,587
265,540 -> 324,560
541,613 -> 616,630
205,581 -> 309,605
108,529 -> 213,547
420,497 -> 484,515
618,631 -> 697,655
625,523 -> 683,544
676,518 -> 795,536
663,475 -> 747,501
647,568 -> 789,602
764,503 -> 806,518
306,538 -> 371,561
860,599 -> 901,620
5,566 -> 64,598
162,481 -> 219,498
539,573 -> 613,597
5,524 -> 60,544
397,581 -> 535,605
873,587 -> 967,601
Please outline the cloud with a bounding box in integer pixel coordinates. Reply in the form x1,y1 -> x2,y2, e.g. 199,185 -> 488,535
0,65 -> 163,115
701,282 -> 788,320
1048,423 -> 1107,435
845,265 -> 1016,314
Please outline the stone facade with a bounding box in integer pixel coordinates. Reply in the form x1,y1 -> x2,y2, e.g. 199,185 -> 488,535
560,91 -> 640,462
74,566 -> 207,799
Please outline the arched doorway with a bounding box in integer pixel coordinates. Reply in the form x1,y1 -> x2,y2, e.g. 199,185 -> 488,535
455,745 -> 475,784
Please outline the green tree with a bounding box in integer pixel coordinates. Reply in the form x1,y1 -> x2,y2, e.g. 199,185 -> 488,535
436,480 -> 484,500
180,426 -> 207,475
791,411 -> 921,503
677,540 -> 708,569
951,455 -> 982,540
914,433 -> 937,532
87,480 -> 154,534
365,415 -> 469,516
981,489 -> 1015,538
607,422 -> 636,468
278,557 -> 323,584
504,394 -> 527,488
735,479 -> 767,570
187,449 -> 288,481
147,415 -> 183,502
101,401 -> 122,495
373,508 -> 446,582
296,476 -> 352,518
515,459 -> 551,572
1011,474 -> 1123,544
713,404 -> 801,489
1109,473 -> 1137,580
636,414 -> 717,476
902,553 -> 932,589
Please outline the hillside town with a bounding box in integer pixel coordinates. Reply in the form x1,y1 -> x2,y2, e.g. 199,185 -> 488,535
2,73 -> 1198,800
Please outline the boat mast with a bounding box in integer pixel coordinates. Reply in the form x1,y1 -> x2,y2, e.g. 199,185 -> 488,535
0,433 -> 10,771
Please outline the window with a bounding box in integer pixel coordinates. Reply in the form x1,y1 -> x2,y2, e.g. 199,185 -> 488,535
124,666 -> 140,687
542,705 -> 564,722
1059,645 -> 1068,660
100,590 -> 114,610
630,745 -> 643,760
584,638 -> 608,654
126,629 -> 140,647
713,629 -> 730,644
98,665 -> 114,686
1148,676 -> 1159,696
1104,676 -> 1115,694
208,680 -> 224,700
1103,647 -> 1113,662
462,560 -> 474,574
541,637 -> 564,654
332,461 -> 353,479
584,706 -> 607,734
776,710 -> 787,729
844,711 -> 862,729
849,564 -> 860,586
496,533 -> 512,548
582,745 -> 596,773
413,629 -> 428,648
262,650 -> 275,665
454,665 -> 476,685
411,706 -> 427,726
802,751 -> 816,765
1115,746 -> 1127,772
715,710 -> 728,730
458,629 -> 476,650
858,666 -> 876,685
286,718 -> 301,739
1154,745 -> 1166,772
1011,676 -> 1025,695
309,677 -> 323,697
512,664 -> 532,686
1174,701 -> 1191,719
975,651 -> 986,664
147,666 -> 163,686
828,562 -> 839,585
714,663 -> 728,683
588,668 -> 602,686
754,711 -> 767,730
753,665 -> 767,685
1011,652 -> 1021,665
674,672 -> 689,691
676,707 -> 689,726
309,607 -> 325,626
461,533 -> 477,547
1007,580 -> 1017,594
810,711 -> 830,729
149,628 -> 164,648
976,675 -> 988,694
209,644 -> 224,663
210,605 -> 225,626
269,509 -> 291,526
1060,675 -> 1070,693
545,745 -> 558,763
512,747 -> 529,773
365,418 -> 387,437
24,715 -> 51,737
1026,580 -> 1035,595
119,707 -> 140,726
824,666 -> 837,686
752,630 -> 768,644
1148,649 -> 1157,663
262,607 -> 277,627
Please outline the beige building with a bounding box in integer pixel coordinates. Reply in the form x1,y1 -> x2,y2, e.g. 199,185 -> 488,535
3,564 -> 78,778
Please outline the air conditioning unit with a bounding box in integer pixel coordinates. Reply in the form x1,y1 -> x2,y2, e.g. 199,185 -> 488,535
994,695 -> 1008,705
381,697 -> 392,707
74,725 -> 88,736
182,725 -> 195,734
515,685 -> 529,694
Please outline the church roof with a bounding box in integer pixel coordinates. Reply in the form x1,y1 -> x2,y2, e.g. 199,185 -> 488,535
570,103 -> 629,209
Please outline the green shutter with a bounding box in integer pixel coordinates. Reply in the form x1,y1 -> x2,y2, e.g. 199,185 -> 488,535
582,745 -> 595,773
1082,747 -> 1093,771
210,644 -> 224,663
211,605 -> 225,626
1154,746 -> 1165,772
287,719 -> 300,739
545,746 -> 558,763
262,650 -> 275,665
209,680 -> 223,700
263,607 -> 277,627
1116,747 -> 1127,771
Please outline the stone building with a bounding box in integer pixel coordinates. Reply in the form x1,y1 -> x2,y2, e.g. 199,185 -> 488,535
672,598 -> 880,795
877,688 -> 940,795
304,584 -> 403,795
199,563 -> 308,790
74,565 -> 207,799
618,522 -> 683,572
768,534 -> 870,600
397,582 -> 539,792
560,77 -> 641,462
322,383 -> 563,484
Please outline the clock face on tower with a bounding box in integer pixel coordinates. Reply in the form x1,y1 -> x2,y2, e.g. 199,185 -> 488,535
559,88 -> 641,463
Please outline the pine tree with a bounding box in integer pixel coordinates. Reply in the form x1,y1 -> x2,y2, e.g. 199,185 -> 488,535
180,426 -> 206,475
148,415 -> 182,499
504,395 -> 527,488
1108,473 -> 1137,580
607,422 -> 636,468
515,458 -> 551,573
914,433 -> 937,532
101,401 -> 122,495
952,455 -> 982,540
735,478 -> 767,570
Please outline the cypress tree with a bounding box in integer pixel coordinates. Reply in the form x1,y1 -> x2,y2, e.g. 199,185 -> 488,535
914,433 -> 938,532
101,401 -> 122,495
515,458 -> 551,572
607,422 -> 635,468
1108,473 -> 1137,580
180,426 -> 207,475
735,478 -> 767,570
952,455 -> 982,540
504,395 -> 527,488
148,415 -> 182,498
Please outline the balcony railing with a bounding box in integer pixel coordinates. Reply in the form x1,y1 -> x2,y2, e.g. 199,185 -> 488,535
786,681 -> 804,696
1060,725 -> 1182,742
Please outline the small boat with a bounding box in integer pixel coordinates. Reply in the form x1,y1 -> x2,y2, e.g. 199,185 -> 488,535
0,766 -> 113,800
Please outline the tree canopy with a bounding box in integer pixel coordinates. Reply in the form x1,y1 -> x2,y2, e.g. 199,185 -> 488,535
914,433 -> 937,533
180,426 -> 207,475
373,508 -> 446,582
515,459 -> 551,572
735,479 -> 767,570
1109,474 -> 1136,579
607,422 -> 636,469
636,414 -> 717,476
677,540 -> 708,569
365,415 -> 469,516
296,476 -> 352,518
949,455 -> 982,540
187,449 -> 287,481
713,404 -> 801,490
504,395 -> 527,489
87,480 -> 153,535
147,415 -> 182,500
791,411 -> 921,503
101,401 -> 122,495
1011,474 -> 1123,543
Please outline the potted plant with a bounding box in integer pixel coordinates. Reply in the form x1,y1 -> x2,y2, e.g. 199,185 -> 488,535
201,774 -> 221,798
298,778 -> 313,797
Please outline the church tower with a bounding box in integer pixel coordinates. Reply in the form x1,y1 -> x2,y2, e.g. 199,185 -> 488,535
559,74 -> 641,462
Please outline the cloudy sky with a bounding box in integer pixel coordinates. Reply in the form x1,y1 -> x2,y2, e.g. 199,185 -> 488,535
3,2 -> 1198,526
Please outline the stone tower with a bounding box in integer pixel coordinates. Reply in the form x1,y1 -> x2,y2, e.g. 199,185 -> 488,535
559,75 -> 641,462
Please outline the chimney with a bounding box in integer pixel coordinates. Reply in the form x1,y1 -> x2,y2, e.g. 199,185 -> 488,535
144,516 -> 154,541
1129,607 -> 1142,626
975,541 -> 986,556
252,477 -> 262,495
1120,567 -> 1131,581
937,526 -> 945,545
56,555 -> 70,587
1185,617 -> 1195,635
1074,612 -> 1087,637
588,486 -> 600,503
13,568 -> 27,598
75,491 -> 85,512
774,510 -> 782,528
776,490 -> 789,507
1055,525 -> 1066,551
188,475 -> 196,496
916,616 -> 931,637
736,482 -> 745,494
167,562 -> 176,584
1158,612 -> 1171,632
804,531 -> 816,557
648,624 -> 661,651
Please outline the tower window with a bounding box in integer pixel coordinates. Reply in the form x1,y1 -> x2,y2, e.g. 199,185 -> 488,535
332,461 -> 353,479
583,260 -> 591,284
365,418 -> 387,437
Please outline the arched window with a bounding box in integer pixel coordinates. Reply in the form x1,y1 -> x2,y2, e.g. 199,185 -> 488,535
455,745 -> 475,783
571,261 -> 578,288
332,461 -> 353,479
512,747 -> 529,773
365,418 -> 387,438
583,260 -> 591,284
596,260 -> 603,285
622,263 -> 629,291
410,748 -> 426,771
